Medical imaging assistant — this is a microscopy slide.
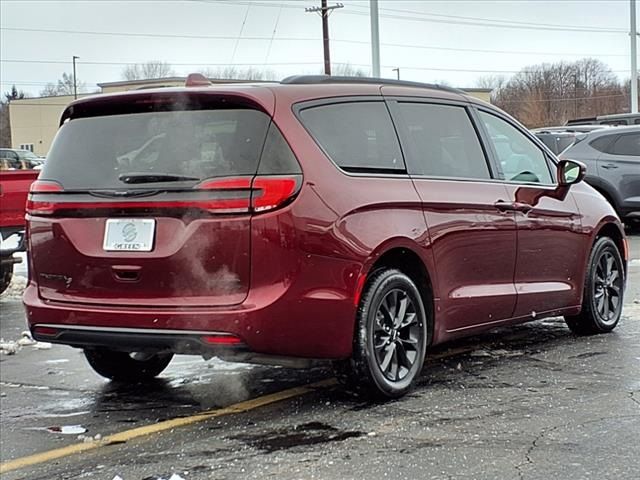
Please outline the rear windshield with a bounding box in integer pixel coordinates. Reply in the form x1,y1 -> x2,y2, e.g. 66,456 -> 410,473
41,109 -> 271,190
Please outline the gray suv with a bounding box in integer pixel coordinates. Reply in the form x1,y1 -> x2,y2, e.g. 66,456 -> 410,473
560,126 -> 639,224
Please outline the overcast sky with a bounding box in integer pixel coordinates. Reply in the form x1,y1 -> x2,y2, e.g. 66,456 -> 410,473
0,0 -> 634,95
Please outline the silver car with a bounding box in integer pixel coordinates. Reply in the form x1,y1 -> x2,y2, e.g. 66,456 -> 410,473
560,126 -> 640,225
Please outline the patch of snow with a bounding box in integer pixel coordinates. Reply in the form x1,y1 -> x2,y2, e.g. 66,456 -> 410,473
46,425 -> 87,435
17,331 -> 36,346
45,359 -> 70,364
0,340 -> 19,355
0,275 -> 27,300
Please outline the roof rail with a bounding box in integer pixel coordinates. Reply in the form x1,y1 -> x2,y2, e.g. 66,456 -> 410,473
280,75 -> 465,95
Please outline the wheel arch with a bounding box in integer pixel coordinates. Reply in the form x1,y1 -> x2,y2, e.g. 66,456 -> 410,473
355,240 -> 436,345
593,221 -> 628,272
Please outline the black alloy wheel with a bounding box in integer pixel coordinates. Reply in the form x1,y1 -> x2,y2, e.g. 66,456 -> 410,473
335,268 -> 429,398
565,237 -> 625,335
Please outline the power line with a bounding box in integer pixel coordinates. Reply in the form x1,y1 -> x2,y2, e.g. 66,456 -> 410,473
347,3 -> 627,33
0,26 -> 320,42
198,0 -> 627,34
0,26 -> 628,58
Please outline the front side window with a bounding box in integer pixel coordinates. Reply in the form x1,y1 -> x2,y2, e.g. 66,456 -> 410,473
299,101 -> 404,173
609,133 -> 640,157
478,111 -> 553,184
396,103 -> 490,179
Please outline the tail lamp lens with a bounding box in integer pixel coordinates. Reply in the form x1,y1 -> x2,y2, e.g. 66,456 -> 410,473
26,176 -> 300,215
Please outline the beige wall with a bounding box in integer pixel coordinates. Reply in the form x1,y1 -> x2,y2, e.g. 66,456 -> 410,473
9,95 -> 89,156
462,89 -> 492,103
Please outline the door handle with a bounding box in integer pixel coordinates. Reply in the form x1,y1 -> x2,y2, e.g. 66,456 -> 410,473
494,200 -> 532,213
601,164 -> 619,170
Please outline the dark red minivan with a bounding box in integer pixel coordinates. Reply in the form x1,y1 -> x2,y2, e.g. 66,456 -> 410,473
25,75 -> 628,397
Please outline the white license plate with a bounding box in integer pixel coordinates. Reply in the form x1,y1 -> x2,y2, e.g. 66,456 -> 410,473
103,219 -> 155,252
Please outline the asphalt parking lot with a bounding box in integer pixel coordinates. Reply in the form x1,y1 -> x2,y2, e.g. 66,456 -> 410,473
1,233 -> 639,480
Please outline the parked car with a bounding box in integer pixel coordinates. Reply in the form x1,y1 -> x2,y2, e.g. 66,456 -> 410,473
532,130 -> 586,155
0,148 -> 45,170
567,112 -> 640,126
0,165 -> 39,293
559,126 -> 640,226
25,75 -> 627,398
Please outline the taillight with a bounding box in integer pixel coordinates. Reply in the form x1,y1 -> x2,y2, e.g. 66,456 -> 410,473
26,181 -> 64,215
251,176 -> 300,212
26,176 -> 301,215
30,180 -> 64,193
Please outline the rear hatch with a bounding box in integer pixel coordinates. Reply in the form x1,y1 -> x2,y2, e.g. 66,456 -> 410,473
28,91 -> 301,307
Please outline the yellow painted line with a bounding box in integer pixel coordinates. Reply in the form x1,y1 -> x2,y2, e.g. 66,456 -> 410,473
0,378 -> 337,474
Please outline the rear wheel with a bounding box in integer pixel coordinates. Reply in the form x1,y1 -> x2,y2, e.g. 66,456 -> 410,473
84,348 -> 173,382
0,262 -> 13,295
336,269 -> 429,399
565,237 -> 625,335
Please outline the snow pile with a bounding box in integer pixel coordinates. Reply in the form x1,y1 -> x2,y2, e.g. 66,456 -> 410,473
0,332 -> 51,355
0,275 -> 27,300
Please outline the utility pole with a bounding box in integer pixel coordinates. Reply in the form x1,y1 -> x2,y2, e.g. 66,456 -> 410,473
370,0 -> 380,77
72,55 -> 79,99
306,1 -> 343,76
392,68 -> 400,80
631,0 -> 638,113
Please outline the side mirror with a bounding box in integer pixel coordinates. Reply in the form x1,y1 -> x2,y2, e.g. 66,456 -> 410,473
557,159 -> 586,186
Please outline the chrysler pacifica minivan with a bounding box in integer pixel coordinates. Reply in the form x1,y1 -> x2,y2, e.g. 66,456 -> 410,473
25,75 -> 627,398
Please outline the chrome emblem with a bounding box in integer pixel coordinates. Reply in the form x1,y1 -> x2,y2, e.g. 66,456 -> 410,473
121,222 -> 138,243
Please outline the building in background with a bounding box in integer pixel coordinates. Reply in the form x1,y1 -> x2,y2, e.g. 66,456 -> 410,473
9,78 -> 492,156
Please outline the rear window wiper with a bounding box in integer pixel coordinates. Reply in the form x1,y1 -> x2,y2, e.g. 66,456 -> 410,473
118,172 -> 199,184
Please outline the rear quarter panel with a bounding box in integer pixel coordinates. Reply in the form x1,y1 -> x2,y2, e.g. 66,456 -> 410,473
261,94 -> 434,357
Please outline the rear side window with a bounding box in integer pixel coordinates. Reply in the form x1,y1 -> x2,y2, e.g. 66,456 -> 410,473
590,135 -> 616,153
258,124 -> 301,174
610,133 -> 640,156
42,109 -> 271,190
396,103 -> 490,179
299,102 -> 404,173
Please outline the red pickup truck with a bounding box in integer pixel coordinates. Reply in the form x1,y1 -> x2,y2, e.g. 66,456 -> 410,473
0,168 -> 39,293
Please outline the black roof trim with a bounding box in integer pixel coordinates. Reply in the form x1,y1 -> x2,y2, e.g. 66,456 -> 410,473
280,75 -> 465,95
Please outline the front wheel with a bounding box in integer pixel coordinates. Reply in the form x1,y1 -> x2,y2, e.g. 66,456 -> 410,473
84,348 -> 173,382
336,268 -> 429,399
565,237 -> 625,335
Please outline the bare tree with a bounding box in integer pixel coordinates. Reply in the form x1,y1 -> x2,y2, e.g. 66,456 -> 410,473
1,86 -> 28,147
40,72 -> 87,97
330,63 -> 368,77
199,67 -> 278,81
122,61 -> 176,80
475,75 -> 507,91
491,59 -> 626,128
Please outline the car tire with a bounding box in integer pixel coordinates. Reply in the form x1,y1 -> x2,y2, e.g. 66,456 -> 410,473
84,348 -> 173,382
335,268 -> 429,399
565,237 -> 625,335
0,262 -> 13,295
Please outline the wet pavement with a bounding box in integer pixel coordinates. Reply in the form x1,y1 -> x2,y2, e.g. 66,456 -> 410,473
1,233 -> 638,479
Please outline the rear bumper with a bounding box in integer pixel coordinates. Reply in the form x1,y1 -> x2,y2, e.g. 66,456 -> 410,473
24,251 -> 359,360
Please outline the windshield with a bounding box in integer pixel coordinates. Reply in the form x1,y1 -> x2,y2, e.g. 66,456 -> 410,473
41,109 -> 271,190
